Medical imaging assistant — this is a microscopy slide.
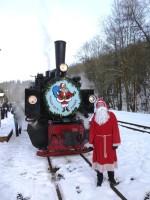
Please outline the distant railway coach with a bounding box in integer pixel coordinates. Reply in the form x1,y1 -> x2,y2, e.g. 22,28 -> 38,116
25,40 -> 95,156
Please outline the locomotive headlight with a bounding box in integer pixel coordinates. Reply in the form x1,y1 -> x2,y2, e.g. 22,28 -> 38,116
60,64 -> 68,72
28,95 -> 37,104
89,95 -> 97,103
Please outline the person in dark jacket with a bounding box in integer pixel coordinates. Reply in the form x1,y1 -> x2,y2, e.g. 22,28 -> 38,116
89,98 -> 121,186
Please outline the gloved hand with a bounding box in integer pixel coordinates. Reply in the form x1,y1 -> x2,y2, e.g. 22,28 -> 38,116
112,146 -> 118,150
84,142 -> 93,149
88,146 -> 94,151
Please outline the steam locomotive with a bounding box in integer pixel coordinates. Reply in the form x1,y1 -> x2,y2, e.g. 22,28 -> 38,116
25,40 -> 95,156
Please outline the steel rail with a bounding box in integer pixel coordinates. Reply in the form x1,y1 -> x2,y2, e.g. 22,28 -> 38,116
47,157 -> 63,200
80,153 -> 128,200
118,121 -> 150,130
119,124 -> 150,134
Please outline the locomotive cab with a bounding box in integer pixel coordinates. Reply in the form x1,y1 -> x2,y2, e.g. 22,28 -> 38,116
25,40 -> 95,156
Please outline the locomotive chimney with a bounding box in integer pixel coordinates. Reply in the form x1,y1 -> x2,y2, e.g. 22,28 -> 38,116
55,40 -> 66,77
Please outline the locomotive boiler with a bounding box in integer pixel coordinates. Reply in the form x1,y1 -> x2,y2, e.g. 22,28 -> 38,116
25,40 -> 95,156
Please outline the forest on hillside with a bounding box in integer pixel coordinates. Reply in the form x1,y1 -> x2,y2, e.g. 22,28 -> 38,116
69,0 -> 150,113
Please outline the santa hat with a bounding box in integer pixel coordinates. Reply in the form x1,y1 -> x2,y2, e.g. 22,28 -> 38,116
96,98 -> 108,109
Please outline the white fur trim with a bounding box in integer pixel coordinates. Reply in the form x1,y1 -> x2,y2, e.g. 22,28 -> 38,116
113,143 -> 120,147
84,142 -> 93,148
92,162 -> 118,173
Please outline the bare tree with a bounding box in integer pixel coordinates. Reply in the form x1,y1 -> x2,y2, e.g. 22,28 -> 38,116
103,0 -> 150,111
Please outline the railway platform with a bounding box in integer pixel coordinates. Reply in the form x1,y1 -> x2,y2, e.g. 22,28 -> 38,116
0,112 -> 14,142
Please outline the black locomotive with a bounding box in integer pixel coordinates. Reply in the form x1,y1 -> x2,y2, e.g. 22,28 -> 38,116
25,40 -> 95,156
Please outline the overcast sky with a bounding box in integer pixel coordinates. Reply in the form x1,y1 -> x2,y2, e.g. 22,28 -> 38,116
0,0 -> 113,82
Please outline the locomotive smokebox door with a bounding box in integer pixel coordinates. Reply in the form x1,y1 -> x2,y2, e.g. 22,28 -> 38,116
25,89 -> 41,119
44,79 -> 81,117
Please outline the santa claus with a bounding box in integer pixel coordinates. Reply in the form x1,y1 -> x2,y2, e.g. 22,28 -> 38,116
56,83 -> 74,112
89,98 -> 121,186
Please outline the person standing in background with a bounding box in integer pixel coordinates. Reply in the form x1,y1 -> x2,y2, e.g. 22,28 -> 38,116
12,103 -> 24,137
89,98 -> 121,187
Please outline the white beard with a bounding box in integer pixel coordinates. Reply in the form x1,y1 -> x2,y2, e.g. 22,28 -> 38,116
95,107 -> 110,125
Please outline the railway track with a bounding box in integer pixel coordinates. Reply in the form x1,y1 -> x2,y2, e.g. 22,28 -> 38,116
45,121 -> 150,199
47,157 -> 62,200
118,120 -> 150,134
47,153 -> 128,200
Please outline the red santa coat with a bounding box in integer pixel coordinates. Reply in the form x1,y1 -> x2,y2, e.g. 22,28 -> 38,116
89,111 -> 121,172
57,91 -> 74,107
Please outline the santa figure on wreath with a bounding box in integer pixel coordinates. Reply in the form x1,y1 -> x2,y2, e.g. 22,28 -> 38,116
56,83 -> 75,112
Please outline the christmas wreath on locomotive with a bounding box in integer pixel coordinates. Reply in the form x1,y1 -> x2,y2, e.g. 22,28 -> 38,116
25,40 -> 95,156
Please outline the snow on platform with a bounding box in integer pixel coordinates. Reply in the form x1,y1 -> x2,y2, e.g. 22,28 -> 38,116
0,112 -> 14,142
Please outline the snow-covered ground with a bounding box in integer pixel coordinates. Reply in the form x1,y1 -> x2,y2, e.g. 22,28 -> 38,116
0,111 -> 150,200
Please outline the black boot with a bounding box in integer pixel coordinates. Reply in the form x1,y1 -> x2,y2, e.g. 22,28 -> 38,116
96,171 -> 103,187
108,171 -> 119,186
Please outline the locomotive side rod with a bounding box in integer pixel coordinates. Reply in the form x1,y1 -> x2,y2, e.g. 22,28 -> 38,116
46,157 -> 63,200
80,153 -> 128,200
